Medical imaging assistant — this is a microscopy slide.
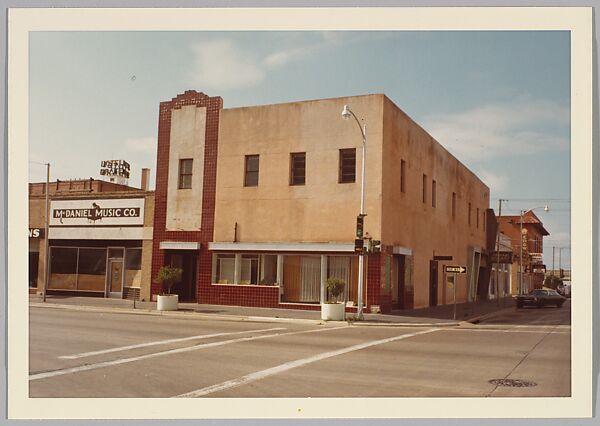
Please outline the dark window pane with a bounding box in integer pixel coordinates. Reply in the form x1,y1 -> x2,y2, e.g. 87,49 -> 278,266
125,248 -> 142,270
290,152 -> 306,185
50,247 -> 78,274
78,248 -> 107,275
245,155 -> 259,186
179,159 -> 193,189
339,149 -> 356,183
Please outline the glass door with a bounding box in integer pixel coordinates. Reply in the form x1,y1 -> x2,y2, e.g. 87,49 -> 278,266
107,260 -> 124,298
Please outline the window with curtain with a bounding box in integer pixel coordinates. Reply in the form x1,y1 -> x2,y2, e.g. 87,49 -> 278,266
216,254 -> 235,284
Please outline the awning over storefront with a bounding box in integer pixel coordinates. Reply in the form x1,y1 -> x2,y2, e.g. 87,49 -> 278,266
159,241 -> 201,250
208,242 -> 354,252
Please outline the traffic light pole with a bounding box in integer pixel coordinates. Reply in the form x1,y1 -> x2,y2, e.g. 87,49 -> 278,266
357,123 -> 367,320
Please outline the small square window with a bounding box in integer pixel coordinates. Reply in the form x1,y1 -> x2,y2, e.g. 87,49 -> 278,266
244,155 -> 259,187
339,149 -> 356,183
178,159 -> 193,189
290,152 -> 306,185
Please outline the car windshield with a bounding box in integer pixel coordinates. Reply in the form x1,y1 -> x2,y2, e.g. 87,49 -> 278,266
530,290 -> 545,296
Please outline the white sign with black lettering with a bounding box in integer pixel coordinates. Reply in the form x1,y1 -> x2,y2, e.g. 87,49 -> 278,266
50,198 -> 145,227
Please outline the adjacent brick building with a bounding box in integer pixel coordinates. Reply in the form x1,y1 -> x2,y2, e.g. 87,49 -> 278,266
497,211 -> 550,294
29,175 -> 155,301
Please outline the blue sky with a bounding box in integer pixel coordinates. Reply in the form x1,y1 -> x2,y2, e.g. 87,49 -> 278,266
29,31 -> 571,268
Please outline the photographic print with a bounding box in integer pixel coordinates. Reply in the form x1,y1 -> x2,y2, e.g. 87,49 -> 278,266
7,7 -> 593,420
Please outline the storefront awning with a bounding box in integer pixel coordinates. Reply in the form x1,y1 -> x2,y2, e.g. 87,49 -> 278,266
160,241 -> 201,250
208,242 -> 355,252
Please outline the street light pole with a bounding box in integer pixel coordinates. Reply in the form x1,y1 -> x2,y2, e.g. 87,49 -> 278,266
342,104 -> 366,320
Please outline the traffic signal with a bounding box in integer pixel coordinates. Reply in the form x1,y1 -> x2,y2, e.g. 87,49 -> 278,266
372,240 -> 381,253
354,238 -> 364,253
356,215 -> 364,238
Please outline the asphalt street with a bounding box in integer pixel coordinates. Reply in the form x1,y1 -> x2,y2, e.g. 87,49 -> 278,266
29,301 -> 571,398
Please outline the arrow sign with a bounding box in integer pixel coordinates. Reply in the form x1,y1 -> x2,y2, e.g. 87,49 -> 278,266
445,265 -> 467,274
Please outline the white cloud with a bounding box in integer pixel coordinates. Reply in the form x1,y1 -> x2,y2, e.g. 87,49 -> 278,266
474,170 -> 509,194
423,96 -> 569,163
187,34 -> 345,91
188,40 -> 265,90
124,137 -> 156,154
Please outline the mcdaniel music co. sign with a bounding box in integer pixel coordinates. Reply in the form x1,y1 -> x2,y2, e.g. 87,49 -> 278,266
49,198 -> 145,227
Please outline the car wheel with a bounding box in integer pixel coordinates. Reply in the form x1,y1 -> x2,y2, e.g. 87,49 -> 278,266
557,302 -> 564,308
516,302 -> 523,309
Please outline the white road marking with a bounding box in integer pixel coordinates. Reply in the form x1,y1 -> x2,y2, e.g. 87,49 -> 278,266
59,327 -> 285,359
176,327 -> 440,398
449,328 -> 570,335
30,325 -> 346,381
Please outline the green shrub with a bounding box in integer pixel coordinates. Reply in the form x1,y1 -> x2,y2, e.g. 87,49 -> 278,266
326,277 -> 346,303
154,265 -> 183,295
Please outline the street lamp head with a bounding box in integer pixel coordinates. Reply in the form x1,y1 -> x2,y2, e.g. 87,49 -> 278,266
341,104 -> 351,120
543,205 -> 550,212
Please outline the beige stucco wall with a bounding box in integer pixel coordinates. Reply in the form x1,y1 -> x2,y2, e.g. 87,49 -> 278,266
166,105 -> 206,231
381,96 -> 489,308
214,95 -> 385,243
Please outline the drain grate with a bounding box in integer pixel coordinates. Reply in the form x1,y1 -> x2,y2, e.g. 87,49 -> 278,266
488,378 -> 537,388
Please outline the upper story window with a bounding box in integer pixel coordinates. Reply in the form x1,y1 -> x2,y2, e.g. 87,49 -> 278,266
290,152 -> 306,186
400,159 -> 406,193
244,155 -> 259,187
432,180 -> 437,208
452,192 -> 456,220
178,159 -> 193,189
468,202 -> 472,226
422,174 -> 427,203
339,148 -> 356,183
476,208 -> 480,228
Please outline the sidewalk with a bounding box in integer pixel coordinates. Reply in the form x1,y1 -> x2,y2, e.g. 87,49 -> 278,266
29,294 -> 515,326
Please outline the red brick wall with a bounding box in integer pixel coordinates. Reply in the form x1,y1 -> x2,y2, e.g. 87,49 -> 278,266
151,91 -> 222,297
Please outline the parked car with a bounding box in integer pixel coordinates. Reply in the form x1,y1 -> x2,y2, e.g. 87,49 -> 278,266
515,289 -> 566,308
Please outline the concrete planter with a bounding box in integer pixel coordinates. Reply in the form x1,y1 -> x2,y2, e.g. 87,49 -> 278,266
157,294 -> 178,311
321,302 -> 345,321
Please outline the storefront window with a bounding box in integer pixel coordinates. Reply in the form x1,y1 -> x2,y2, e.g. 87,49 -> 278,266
216,254 -> 235,284
282,255 -> 321,303
241,255 -> 259,284
49,247 -> 78,290
108,248 -> 124,259
124,248 -> 142,288
77,248 -> 107,291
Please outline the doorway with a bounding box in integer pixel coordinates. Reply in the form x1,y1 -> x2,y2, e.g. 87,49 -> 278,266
392,255 -> 406,309
107,260 -> 124,298
165,251 -> 198,302
429,260 -> 438,307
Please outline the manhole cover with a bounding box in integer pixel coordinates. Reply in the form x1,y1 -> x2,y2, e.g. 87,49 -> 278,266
488,378 -> 537,387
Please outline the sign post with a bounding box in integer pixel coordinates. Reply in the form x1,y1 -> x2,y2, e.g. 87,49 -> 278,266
444,265 -> 467,320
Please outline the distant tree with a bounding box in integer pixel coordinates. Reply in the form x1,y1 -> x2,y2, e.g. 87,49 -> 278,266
544,275 -> 563,290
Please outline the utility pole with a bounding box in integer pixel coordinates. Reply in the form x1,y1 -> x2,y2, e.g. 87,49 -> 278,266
494,199 -> 503,307
42,163 -> 50,302
552,246 -> 555,276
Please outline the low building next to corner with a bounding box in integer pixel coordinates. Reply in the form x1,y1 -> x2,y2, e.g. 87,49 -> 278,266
497,211 -> 549,294
29,174 -> 155,301
150,90 -> 496,313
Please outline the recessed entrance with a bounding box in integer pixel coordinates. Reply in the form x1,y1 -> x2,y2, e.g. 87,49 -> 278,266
165,250 -> 198,302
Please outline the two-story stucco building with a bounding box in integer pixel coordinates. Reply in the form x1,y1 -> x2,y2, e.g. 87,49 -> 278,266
150,90 -> 494,313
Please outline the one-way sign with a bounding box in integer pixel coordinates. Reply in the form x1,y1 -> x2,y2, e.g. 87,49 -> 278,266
445,265 -> 467,274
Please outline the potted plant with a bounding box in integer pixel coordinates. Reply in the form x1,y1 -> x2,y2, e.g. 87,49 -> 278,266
321,277 -> 346,321
154,265 -> 183,311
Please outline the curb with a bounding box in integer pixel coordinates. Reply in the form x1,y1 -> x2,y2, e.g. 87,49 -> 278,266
465,306 -> 516,324
29,302 -> 342,327
349,321 -> 460,327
